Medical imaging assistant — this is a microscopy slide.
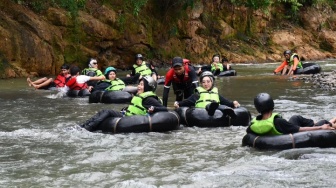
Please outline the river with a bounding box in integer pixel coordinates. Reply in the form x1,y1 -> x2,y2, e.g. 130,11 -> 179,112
0,60 -> 336,187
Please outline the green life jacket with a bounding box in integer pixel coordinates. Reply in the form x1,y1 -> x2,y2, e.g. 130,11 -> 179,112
250,113 -> 283,135
126,91 -> 158,116
211,63 -> 224,72
289,53 -> 303,69
195,87 -> 220,108
133,61 -> 152,76
105,78 -> 125,91
82,68 -> 104,77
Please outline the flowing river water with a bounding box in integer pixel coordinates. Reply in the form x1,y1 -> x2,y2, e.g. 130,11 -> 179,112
0,60 -> 336,187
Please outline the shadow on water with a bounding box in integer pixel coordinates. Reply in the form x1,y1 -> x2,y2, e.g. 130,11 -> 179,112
0,60 -> 335,187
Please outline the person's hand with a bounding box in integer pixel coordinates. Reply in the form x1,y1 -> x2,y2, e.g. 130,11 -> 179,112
174,101 -> 179,108
126,74 -> 130,77
233,101 -> 240,108
320,124 -> 335,130
148,106 -> 155,113
88,86 -> 94,92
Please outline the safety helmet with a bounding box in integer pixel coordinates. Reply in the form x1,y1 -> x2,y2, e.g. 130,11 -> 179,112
200,71 -> 215,82
142,75 -> 157,92
135,54 -> 143,60
254,93 -> 274,114
283,50 -> 292,56
104,67 -> 116,75
88,58 -> 98,68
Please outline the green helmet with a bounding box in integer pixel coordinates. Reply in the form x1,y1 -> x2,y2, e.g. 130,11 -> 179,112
104,67 -> 116,75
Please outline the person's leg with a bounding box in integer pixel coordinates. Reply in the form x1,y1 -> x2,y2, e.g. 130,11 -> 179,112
288,115 -> 315,127
205,102 -> 219,116
217,105 -> 236,118
80,109 -> 122,131
27,77 -> 48,87
172,83 -> 184,101
30,78 -> 54,89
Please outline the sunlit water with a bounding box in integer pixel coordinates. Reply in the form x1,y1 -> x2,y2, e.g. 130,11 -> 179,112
0,60 -> 336,187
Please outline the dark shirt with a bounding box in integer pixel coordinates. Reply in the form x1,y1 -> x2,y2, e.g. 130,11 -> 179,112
177,93 -> 235,108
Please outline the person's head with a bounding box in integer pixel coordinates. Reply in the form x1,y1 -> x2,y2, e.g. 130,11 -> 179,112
60,64 -> 70,75
88,58 -> 98,68
200,71 -> 215,90
283,50 -> 292,60
104,66 -> 117,80
254,93 -> 274,114
137,75 -> 157,94
221,57 -> 229,64
135,54 -> 144,65
172,57 -> 185,75
212,54 -> 220,63
70,66 -> 81,76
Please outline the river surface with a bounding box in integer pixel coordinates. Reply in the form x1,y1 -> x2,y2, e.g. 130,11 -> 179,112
1,60 -> 336,187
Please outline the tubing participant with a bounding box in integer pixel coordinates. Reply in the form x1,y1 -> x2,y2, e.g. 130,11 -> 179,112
94,66 -> 137,93
62,66 -> 103,93
221,57 -> 233,71
274,50 -> 291,75
196,54 -> 224,76
174,71 -> 240,117
80,76 -> 168,132
81,58 -> 105,86
274,50 -> 303,75
127,54 -> 157,81
27,64 -> 71,89
163,57 -> 198,106
246,93 -> 336,135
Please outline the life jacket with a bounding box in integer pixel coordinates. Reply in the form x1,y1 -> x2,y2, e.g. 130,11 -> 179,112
289,53 -> 303,69
105,78 -> 125,91
211,63 -> 224,72
82,68 -> 104,77
54,74 -> 71,87
250,113 -> 283,135
126,91 -> 158,116
172,64 -> 190,83
66,77 -> 88,90
195,87 -> 220,108
133,61 -> 152,76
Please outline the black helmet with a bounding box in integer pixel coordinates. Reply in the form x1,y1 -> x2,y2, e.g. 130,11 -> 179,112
283,50 -> 292,56
142,76 -> 157,92
135,54 -> 143,60
254,93 -> 274,114
200,71 -> 215,82
60,64 -> 70,70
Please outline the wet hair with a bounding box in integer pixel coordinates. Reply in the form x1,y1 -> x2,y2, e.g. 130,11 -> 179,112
61,64 -> 70,70
70,66 -> 81,76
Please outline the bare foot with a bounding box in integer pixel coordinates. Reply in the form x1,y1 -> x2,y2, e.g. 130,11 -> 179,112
27,77 -> 32,87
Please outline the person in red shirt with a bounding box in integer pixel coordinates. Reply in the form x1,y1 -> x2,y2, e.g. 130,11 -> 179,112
162,57 -> 198,107
27,64 -> 71,89
274,50 -> 291,75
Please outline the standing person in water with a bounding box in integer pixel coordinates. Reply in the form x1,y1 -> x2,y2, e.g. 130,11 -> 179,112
162,57 -> 199,107
27,64 -> 71,90
246,93 -> 336,136
174,71 -> 239,117
80,76 -> 167,132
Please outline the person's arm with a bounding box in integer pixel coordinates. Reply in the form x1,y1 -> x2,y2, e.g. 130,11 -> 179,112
95,70 -> 106,80
130,66 -> 136,76
219,95 -> 235,108
287,56 -> 299,75
162,70 -> 173,106
188,66 -> 199,88
299,124 -> 334,132
274,61 -> 288,74
177,93 -> 198,107
143,97 -> 168,113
